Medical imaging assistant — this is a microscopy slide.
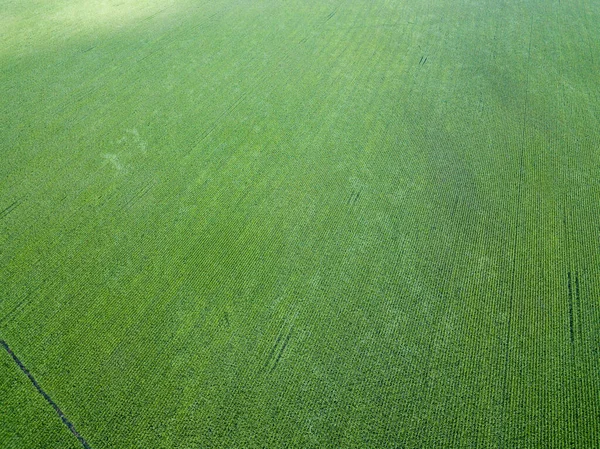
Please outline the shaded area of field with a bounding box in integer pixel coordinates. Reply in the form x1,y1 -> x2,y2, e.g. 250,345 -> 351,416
1,0 -> 599,447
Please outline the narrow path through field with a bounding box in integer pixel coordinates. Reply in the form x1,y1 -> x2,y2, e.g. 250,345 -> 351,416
0,339 -> 91,449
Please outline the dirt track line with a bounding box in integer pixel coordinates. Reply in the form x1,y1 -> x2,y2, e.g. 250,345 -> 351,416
0,200 -> 20,220
0,339 -> 92,449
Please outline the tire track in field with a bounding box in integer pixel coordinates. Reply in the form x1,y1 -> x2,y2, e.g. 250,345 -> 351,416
0,200 -> 20,221
0,338 -> 92,449
263,322 -> 295,374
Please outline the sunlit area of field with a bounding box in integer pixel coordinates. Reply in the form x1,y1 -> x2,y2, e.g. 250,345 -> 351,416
1,0 -> 599,447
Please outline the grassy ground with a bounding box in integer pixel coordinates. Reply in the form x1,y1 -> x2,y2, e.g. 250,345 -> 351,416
1,0 -> 599,447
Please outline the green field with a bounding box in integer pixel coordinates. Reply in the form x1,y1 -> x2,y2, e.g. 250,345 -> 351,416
1,0 -> 599,447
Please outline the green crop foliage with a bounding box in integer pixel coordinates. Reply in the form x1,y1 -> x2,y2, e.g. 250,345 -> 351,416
1,0 -> 599,447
